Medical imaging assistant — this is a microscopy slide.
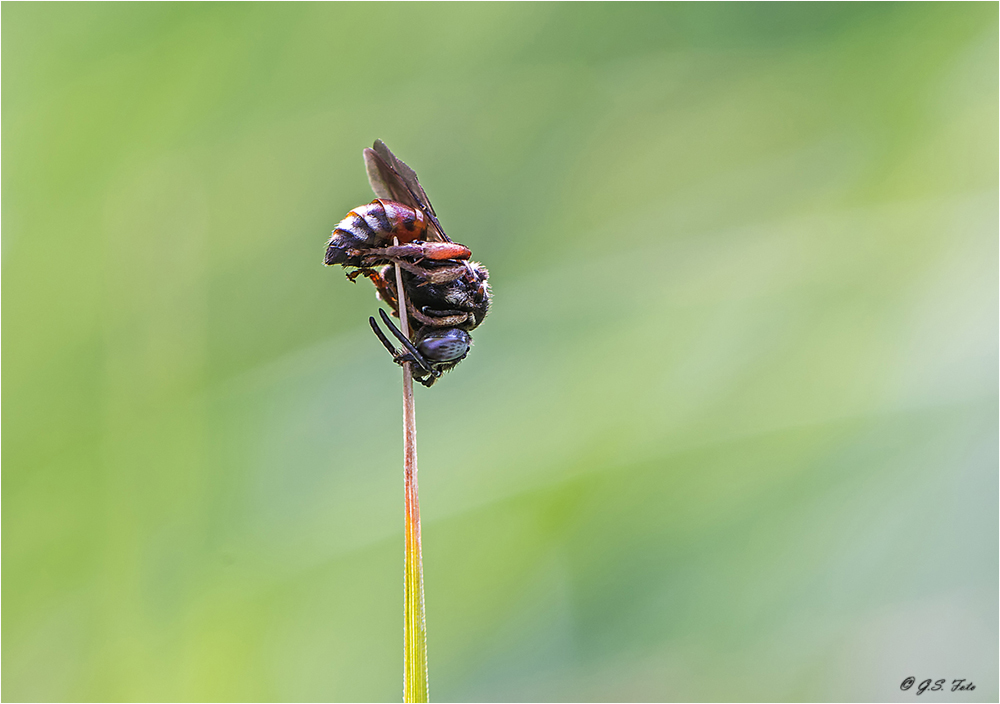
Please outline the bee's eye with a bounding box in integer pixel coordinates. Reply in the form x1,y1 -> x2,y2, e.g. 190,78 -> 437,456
417,329 -> 470,362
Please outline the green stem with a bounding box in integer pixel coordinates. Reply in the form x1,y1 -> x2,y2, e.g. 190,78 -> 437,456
395,258 -> 428,703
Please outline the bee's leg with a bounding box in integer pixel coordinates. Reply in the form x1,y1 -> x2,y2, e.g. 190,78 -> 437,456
405,298 -> 469,328
415,372 -> 437,388
359,243 -> 423,260
346,265 -> 381,282
358,254 -> 420,276
400,262 -> 466,284
359,242 -> 471,263
358,252 -> 467,284
407,363 -> 434,387
379,243 -> 471,262
368,267 -> 399,313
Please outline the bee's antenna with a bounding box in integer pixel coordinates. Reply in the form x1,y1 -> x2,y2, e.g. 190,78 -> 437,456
369,316 -> 401,357
377,309 -> 431,372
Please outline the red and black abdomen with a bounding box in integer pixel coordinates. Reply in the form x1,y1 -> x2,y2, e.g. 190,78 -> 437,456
325,199 -> 427,266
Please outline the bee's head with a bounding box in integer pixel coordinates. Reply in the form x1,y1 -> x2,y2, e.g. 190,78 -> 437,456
415,327 -> 471,363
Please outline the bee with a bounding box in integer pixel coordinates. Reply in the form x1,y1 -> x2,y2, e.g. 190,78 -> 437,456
325,141 -> 490,387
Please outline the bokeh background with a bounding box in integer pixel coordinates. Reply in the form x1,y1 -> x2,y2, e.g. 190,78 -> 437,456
3,4 -> 997,702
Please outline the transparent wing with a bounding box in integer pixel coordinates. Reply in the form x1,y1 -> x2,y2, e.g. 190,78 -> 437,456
364,140 -> 450,242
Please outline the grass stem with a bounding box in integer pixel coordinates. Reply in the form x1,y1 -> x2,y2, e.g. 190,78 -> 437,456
394,254 -> 429,703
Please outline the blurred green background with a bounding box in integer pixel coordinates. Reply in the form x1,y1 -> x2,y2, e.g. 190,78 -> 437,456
3,3 -> 997,702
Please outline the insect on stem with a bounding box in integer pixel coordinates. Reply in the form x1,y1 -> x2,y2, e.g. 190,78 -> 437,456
326,142 -> 488,700
395,239 -> 429,703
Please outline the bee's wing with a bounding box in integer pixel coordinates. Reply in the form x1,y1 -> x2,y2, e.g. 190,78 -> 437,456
364,140 -> 451,242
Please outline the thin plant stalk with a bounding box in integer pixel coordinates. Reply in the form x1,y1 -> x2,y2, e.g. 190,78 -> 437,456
394,252 -> 429,703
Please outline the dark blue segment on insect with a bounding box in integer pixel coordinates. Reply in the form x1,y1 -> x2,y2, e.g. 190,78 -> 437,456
417,328 -> 471,362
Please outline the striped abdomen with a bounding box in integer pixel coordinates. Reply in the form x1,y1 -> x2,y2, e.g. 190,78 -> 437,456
325,199 -> 427,266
